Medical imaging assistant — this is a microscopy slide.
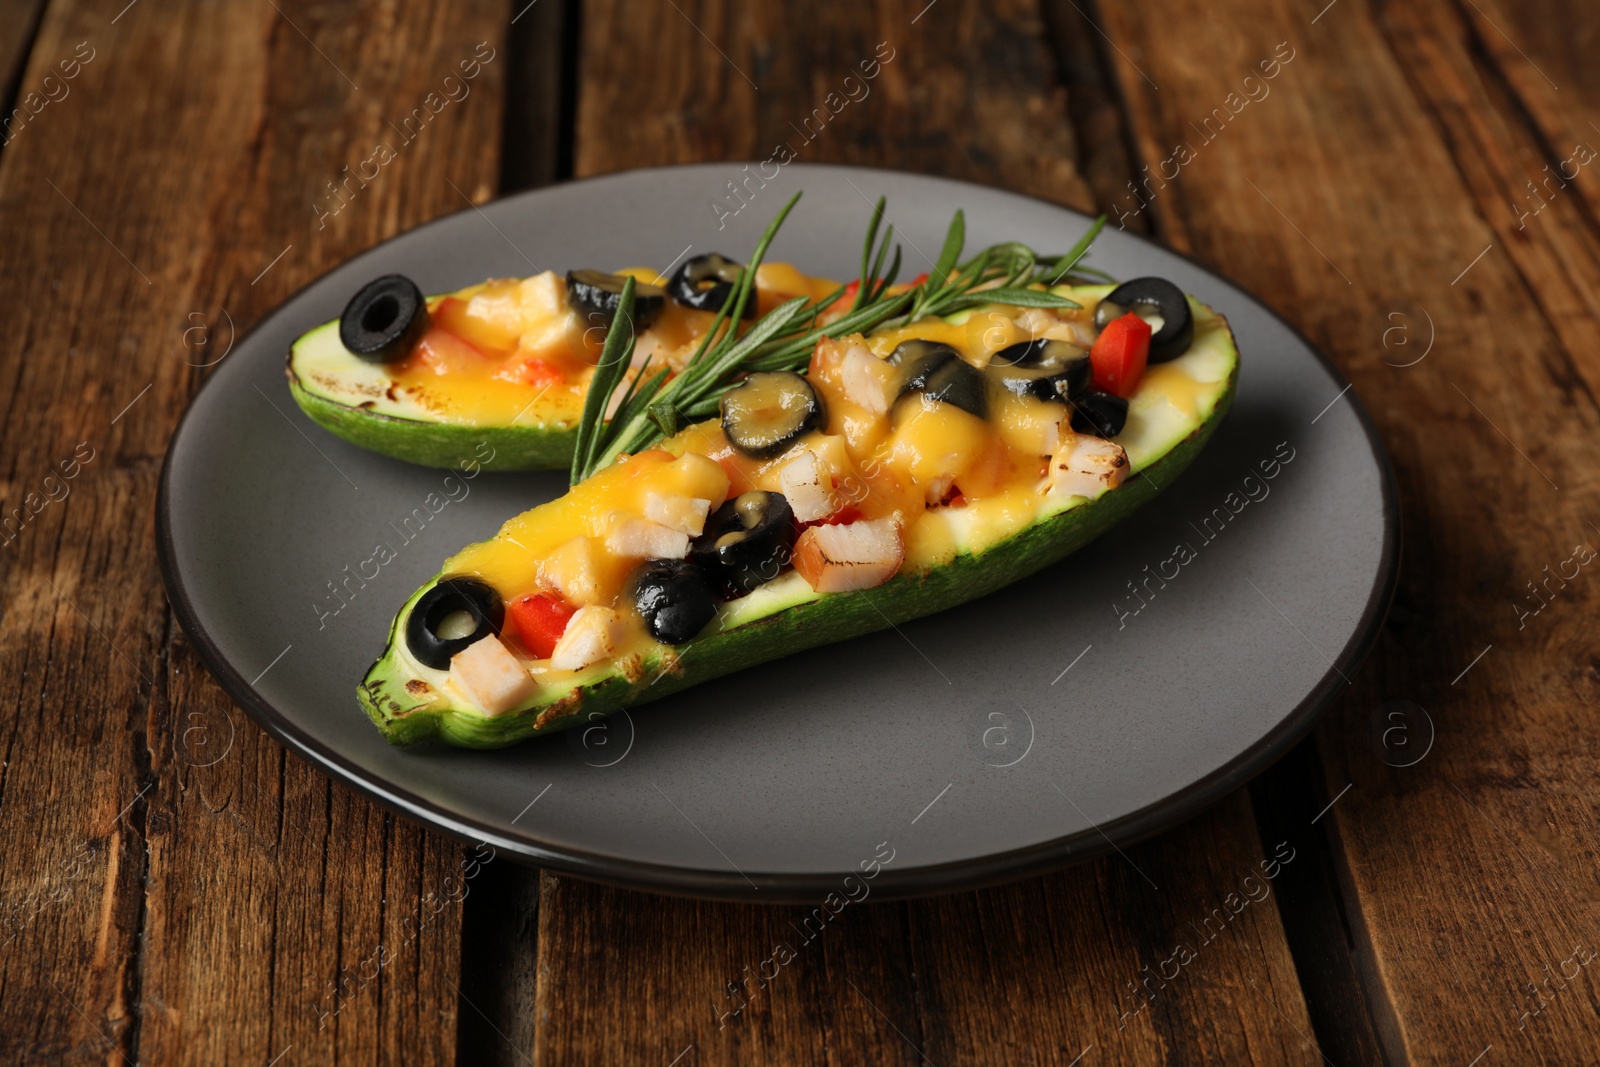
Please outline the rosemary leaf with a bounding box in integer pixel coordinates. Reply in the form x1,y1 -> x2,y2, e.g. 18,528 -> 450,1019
853,200 -> 885,313
1045,215 -> 1107,284
952,287 -> 1081,309
569,276 -> 638,484
928,210 -> 965,294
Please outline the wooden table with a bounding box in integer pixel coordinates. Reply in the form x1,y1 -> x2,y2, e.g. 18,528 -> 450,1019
3,0 -> 1595,1062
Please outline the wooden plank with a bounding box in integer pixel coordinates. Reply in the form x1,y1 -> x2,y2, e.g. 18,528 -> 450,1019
0,0 -> 507,1061
536,873 -> 927,1065
1449,0 -> 1595,165
527,1 -> 1326,1063
0,0 -> 48,134
1085,0 -> 1600,1061
1374,0 -> 1600,407
574,0 -> 1096,209
908,793 -> 1322,1066
1041,0 -> 1155,236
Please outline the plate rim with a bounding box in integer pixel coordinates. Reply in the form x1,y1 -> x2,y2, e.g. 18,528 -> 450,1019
156,162 -> 1401,903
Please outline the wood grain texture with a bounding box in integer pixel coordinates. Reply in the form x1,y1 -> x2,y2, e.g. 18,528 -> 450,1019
1087,0 -> 1600,1062
523,2 -> 1328,1064
1040,0 -> 1154,236
1375,0 -> 1600,411
1248,739 -> 1386,1066
575,0 -> 1096,210
0,0 -> 506,1061
10,0 -> 1593,1060
907,794 -> 1321,1066
0,0 -> 48,133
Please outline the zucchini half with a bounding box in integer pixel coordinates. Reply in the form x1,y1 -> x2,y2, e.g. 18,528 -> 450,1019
286,264 -> 841,472
287,320 -> 578,472
358,290 -> 1239,748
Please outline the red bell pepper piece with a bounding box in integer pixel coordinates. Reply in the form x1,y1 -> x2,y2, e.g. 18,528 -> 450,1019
508,593 -> 577,659
1089,312 -> 1151,398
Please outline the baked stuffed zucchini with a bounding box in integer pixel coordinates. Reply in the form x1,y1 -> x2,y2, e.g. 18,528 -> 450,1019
287,257 -> 842,471
355,196 -> 1237,747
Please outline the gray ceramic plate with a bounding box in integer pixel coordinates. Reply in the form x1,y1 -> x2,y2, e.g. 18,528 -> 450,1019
159,164 -> 1397,902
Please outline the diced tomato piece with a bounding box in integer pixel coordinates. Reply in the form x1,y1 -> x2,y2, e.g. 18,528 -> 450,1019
517,359 -> 566,390
507,593 -> 577,659
826,280 -> 862,316
829,272 -> 931,315
415,327 -> 489,376
1089,312 -> 1151,398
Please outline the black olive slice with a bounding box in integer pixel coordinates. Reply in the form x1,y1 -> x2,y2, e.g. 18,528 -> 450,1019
720,372 -> 825,459
988,339 -> 1092,403
991,337 -> 1083,371
1094,277 -> 1193,362
405,576 -> 504,671
340,274 -> 430,364
1068,391 -> 1129,438
690,491 -> 797,595
631,559 -> 720,645
667,253 -> 755,318
565,269 -> 666,332
890,340 -> 987,419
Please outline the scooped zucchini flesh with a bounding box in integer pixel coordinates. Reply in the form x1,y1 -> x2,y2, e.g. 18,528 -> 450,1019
286,263 -> 841,471
359,285 -> 1238,747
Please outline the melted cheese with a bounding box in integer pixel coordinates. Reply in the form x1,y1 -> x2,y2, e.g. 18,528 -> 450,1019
410,284 -> 1236,708
292,264 -> 842,427
447,449 -> 729,596
441,286 -> 1233,596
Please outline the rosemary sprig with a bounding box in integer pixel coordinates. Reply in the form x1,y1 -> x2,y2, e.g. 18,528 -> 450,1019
568,195 -> 1109,483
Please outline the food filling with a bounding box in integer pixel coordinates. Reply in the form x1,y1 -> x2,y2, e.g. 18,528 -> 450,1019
294,256 -> 842,429
398,280 -> 1232,718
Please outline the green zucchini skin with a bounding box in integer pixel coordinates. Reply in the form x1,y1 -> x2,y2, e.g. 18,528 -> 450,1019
286,365 -> 577,472
358,363 -> 1236,748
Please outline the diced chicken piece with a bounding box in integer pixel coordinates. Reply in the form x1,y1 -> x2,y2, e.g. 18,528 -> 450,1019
779,450 -> 836,522
519,270 -> 566,315
541,535 -> 606,605
793,518 -> 905,593
1047,436 -> 1129,501
605,516 -> 691,559
629,330 -> 667,368
1014,307 -> 1096,347
463,271 -> 573,351
550,606 -> 628,672
450,635 -> 537,716
839,342 -> 894,414
644,493 -> 713,536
